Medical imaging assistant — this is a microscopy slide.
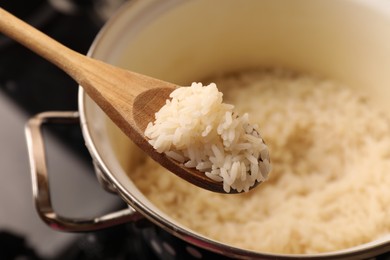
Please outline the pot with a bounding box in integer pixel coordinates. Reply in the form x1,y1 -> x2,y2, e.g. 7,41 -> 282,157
25,0 -> 390,259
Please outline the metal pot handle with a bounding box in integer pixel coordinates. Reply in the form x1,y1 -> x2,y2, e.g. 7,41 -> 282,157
25,111 -> 142,232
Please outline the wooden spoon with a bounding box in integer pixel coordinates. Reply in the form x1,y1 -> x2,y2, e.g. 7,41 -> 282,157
0,8 -> 259,194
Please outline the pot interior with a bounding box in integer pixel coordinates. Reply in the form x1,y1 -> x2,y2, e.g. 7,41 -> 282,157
80,0 -> 390,257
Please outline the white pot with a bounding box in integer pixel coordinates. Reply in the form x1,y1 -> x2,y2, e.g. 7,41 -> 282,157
26,0 -> 390,259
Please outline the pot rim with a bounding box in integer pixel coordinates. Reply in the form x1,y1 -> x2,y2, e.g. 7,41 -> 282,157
78,0 -> 390,258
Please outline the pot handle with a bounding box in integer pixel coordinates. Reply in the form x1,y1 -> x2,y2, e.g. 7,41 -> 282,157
25,111 -> 142,232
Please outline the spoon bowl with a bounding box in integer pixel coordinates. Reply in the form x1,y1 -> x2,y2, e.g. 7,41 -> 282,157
0,7 -> 256,193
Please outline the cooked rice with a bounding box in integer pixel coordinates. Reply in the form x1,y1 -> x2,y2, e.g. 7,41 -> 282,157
130,69 -> 390,254
145,82 -> 271,193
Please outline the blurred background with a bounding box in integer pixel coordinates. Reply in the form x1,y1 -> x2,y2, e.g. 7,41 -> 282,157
0,0 -> 159,259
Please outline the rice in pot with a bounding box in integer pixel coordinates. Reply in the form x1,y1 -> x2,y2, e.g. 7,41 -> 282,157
128,69 -> 390,254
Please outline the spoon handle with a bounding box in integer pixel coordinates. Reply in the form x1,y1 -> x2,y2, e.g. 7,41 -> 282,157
0,8 -> 90,83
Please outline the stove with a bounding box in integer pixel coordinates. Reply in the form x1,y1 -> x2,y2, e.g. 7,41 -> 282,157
0,0 -> 158,259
